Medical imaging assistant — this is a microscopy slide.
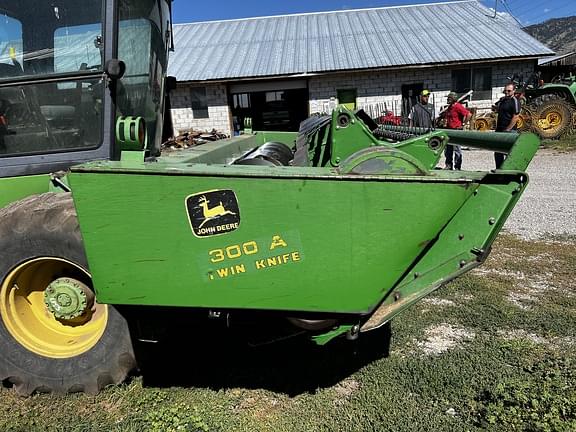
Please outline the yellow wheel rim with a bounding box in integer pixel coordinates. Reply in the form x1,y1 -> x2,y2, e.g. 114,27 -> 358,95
475,119 -> 490,131
545,112 -> 561,127
0,258 -> 108,358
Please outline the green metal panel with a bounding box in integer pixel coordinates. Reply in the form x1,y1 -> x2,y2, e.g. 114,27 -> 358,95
0,175 -> 51,209
361,170 -> 529,331
70,162 -> 477,313
68,117 -> 538,329
156,132 -> 298,167
298,108 -> 447,170
257,131 -> 299,145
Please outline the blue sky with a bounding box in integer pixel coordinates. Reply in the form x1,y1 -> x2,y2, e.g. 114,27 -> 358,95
173,0 -> 575,27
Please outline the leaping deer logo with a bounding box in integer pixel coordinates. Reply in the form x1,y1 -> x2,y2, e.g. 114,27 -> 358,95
198,195 -> 236,229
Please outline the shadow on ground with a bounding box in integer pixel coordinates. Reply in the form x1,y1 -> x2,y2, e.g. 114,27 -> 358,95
135,324 -> 391,396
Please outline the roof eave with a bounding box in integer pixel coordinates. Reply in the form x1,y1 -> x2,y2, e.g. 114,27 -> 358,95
173,54 -> 551,85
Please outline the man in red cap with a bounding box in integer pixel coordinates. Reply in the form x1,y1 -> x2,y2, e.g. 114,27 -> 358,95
440,92 -> 471,170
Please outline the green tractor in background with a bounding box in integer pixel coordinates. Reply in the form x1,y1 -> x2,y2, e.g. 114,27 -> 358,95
515,72 -> 576,139
0,0 -> 541,397
472,72 -> 576,139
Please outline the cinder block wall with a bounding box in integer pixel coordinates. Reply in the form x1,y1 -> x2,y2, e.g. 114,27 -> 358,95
489,61 -> 536,107
308,60 -> 536,116
170,83 -> 232,136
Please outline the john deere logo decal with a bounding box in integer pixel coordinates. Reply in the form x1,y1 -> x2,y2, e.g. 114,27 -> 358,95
186,190 -> 241,237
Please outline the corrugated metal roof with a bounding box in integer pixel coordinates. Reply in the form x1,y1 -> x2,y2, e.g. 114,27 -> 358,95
538,51 -> 575,66
169,0 -> 554,82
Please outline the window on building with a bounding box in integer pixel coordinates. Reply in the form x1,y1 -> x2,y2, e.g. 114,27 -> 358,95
265,91 -> 285,103
190,87 -> 209,119
451,67 -> 492,100
233,93 -> 250,109
472,68 -> 492,100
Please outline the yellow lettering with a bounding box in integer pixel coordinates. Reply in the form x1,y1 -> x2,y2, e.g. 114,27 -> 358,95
243,241 -> 258,255
226,244 -> 242,259
253,251 -> 303,272
216,268 -> 229,278
209,249 -> 225,263
235,265 -> 246,274
270,235 -> 288,250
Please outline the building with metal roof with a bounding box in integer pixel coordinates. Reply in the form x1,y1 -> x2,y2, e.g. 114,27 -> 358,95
537,51 -> 575,82
167,0 -> 554,136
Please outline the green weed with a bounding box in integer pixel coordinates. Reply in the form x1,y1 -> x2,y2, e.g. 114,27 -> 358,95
474,351 -> 576,431
144,402 -> 208,432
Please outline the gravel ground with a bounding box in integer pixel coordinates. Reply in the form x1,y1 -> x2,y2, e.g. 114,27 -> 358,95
452,148 -> 576,241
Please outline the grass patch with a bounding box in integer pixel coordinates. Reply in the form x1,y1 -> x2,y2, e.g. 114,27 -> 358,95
1,234 -> 575,431
541,134 -> 576,151
474,350 -> 576,431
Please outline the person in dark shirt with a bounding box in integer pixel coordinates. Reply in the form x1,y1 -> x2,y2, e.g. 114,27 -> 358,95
493,83 -> 521,168
409,89 -> 435,128
439,92 -> 471,170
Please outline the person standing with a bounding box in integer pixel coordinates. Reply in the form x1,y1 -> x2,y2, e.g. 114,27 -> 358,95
493,83 -> 521,168
409,89 -> 435,128
440,92 -> 471,170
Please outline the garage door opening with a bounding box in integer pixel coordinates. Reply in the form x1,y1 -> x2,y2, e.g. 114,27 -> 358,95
230,83 -> 309,133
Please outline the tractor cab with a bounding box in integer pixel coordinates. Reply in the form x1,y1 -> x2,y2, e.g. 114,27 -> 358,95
0,0 -> 172,178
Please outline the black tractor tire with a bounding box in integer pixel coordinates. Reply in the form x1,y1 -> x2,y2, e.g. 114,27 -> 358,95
530,93 -> 567,108
0,193 -> 136,395
530,98 -> 573,139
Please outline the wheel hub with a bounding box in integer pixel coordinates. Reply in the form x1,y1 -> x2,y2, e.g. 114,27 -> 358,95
44,278 -> 92,320
0,258 -> 107,358
545,112 -> 561,127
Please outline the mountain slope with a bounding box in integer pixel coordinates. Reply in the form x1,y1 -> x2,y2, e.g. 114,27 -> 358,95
524,16 -> 576,55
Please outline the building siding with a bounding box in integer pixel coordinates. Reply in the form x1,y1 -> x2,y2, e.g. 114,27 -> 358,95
170,84 -> 232,135
309,60 -> 536,115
